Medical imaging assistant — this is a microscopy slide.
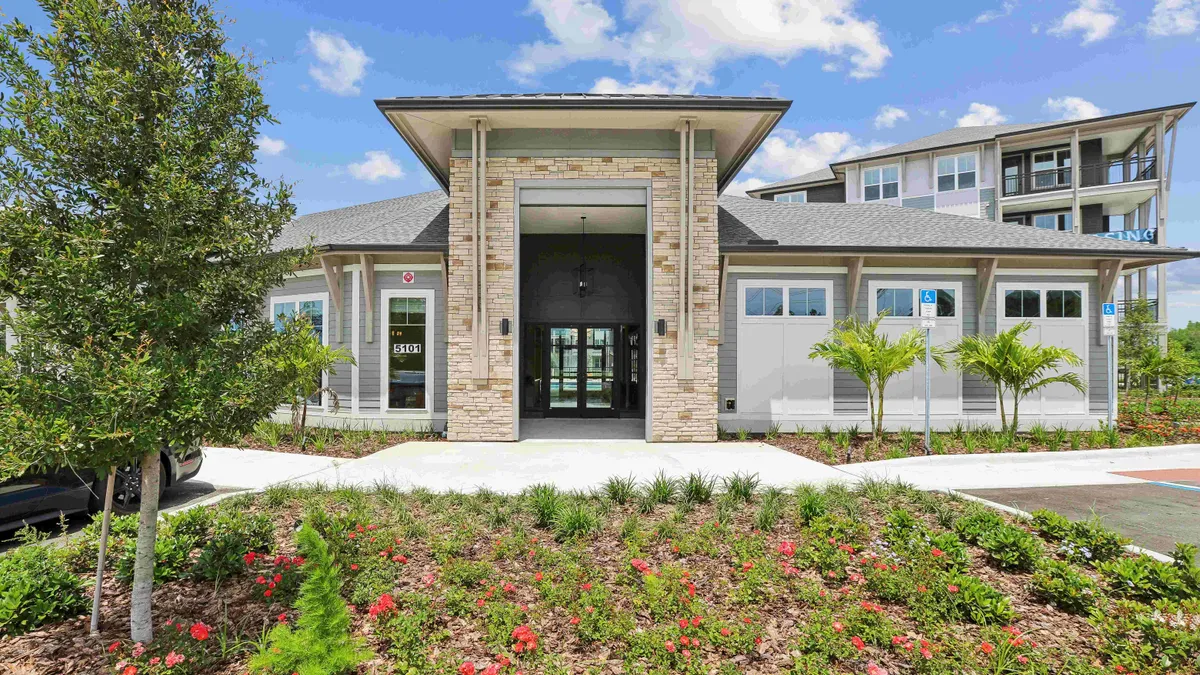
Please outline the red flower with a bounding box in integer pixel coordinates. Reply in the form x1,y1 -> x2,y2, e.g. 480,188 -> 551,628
459,662 -> 476,675
720,627 -> 731,637
777,540 -> 796,557
981,642 -> 995,655
570,616 -> 580,625
832,621 -> 845,633
679,618 -> 689,629
369,593 -> 397,618
264,589 -> 272,597
534,571 -> 543,581
931,547 -> 944,557
189,622 -> 210,641
244,551 -> 257,565
665,640 -> 676,653
691,616 -> 701,627
107,641 -> 120,653
122,666 -> 137,675
392,554 -> 408,564
947,584 -> 959,593
350,564 -> 359,571
256,575 -> 266,584
851,636 -> 866,651
277,612 -> 287,622
503,583 -> 515,593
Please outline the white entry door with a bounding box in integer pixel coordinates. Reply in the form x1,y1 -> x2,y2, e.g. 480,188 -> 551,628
869,281 -> 962,417
737,280 -> 834,418
996,283 -> 1089,417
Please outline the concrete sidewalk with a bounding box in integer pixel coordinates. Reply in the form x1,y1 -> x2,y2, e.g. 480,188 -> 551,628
193,446 -> 350,491
842,445 -> 1200,490
284,440 -> 854,494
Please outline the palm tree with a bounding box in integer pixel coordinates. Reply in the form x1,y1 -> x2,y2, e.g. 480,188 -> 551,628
809,314 -> 943,439
947,322 -> 1085,435
1131,346 -> 1192,412
274,317 -> 355,448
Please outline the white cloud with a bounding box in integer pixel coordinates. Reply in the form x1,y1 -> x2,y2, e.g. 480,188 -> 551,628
956,103 -> 1008,127
742,129 -> 885,180
1049,0 -> 1118,44
307,30 -> 372,96
256,135 -> 287,156
1044,96 -> 1106,121
976,1 -> 1017,23
509,0 -> 892,93
1148,0 -> 1199,36
347,151 -> 403,183
873,105 -> 909,129
724,177 -> 768,198
590,77 -> 683,95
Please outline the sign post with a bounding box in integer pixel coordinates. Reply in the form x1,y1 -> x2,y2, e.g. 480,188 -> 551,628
920,290 -> 937,454
1102,303 -> 1117,428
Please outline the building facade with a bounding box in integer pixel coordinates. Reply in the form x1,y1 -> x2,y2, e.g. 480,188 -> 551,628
266,94 -> 1196,441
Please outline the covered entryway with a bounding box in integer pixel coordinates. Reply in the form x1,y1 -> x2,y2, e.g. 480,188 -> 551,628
516,185 -> 649,437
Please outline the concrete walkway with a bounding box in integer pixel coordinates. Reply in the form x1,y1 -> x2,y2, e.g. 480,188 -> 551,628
842,445 -> 1200,491
192,446 -> 350,491
273,440 -> 853,494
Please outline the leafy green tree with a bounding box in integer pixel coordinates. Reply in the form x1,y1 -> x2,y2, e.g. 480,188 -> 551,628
1119,298 -> 1161,392
249,525 -> 370,674
1168,321 -> 1200,360
809,314 -> 944,439
274,318 -> 354,448
0,0 -> 307,642
948,322 -> 1086,434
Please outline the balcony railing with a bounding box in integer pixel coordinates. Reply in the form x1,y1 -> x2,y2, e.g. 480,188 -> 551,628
1117,299 -> 1159,321
1001,156 -> 1157,198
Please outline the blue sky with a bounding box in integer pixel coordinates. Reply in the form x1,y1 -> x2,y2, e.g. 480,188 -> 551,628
6,0 -> 1200,325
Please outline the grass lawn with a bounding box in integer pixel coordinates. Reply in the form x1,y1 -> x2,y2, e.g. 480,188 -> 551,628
1,475 -> 1197,674
738,395 -> 1200,465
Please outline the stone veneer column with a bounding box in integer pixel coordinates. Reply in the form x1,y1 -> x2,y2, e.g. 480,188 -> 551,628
445,155 -> 719,442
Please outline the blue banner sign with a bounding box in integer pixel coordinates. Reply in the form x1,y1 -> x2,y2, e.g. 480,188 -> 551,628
1093,228 -> 1157,243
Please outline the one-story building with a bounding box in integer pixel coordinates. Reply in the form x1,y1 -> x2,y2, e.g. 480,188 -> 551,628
267,93 -> 1196,441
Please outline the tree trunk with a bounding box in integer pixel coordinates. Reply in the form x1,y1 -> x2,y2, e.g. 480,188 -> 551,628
1010,393 -> 1021,437
300,400 -> 309,450
1144,377 -> 1151,414
89,471 -> 116,636
866,382 -> 877,440
129,450 -> 161,643
997,386 -> 1008,435
875,382 -> 886,439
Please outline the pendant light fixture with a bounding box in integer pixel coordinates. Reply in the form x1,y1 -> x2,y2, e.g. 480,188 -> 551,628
576,215 -> 594,299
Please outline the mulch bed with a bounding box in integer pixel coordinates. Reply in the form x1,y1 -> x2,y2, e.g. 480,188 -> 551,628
221,430 -> 443,459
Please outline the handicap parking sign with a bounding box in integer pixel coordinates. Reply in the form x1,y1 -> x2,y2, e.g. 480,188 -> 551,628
919,289 -> 937,319
1102,303 -> 1116,316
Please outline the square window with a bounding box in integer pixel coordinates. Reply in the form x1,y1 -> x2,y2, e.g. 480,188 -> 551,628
1047,290 -> 1082,318
1004,290 -> 1041,318
957,155 -> 976,173
863,166 -> 897,201
936,289 -> 956,317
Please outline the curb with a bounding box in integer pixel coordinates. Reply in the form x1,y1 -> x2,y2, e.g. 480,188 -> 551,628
944,488 -> 1174,563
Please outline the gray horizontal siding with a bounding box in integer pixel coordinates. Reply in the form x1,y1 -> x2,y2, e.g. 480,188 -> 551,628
980,187 -> 996,220
902,195 -> 934,210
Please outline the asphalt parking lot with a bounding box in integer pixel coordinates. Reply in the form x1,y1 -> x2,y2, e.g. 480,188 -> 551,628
965,470 -> 1200,555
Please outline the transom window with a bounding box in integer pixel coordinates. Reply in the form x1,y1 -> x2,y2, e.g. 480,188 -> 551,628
774,191 -> 807,203
1032,212 -> 1072,231
875,288 -> 914,317
1004,290 -> 1041,318
937,154 -> 977,192
745,287 -> 783,316
788,288 -> 828,317
864,165 -> 899,201
1047,290 -> 1083,318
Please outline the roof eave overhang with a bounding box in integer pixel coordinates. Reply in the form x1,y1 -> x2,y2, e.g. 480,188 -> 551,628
828,102 -> 1196,169
322,243 -> 450,253
718,245 -> 1199,262
373,97 -> 793,197
744,177 -> 843,198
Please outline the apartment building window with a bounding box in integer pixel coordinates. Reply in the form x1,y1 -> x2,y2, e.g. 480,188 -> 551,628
1032,212 -> 1072,231
773,191 -> 807,203
937,154 -> 976,192
1032,149 -> 1070,190
863,166 -> 898,201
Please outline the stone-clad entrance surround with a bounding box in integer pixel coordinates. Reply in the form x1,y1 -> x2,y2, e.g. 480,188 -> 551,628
446,157 -> 719,442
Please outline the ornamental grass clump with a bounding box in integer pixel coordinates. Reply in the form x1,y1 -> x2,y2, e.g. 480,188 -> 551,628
249,525 -> 369,675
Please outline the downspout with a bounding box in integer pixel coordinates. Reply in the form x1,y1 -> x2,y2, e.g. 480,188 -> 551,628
470,118 -> 479,378
470,116 -> 490,380
677,117 -> 696,380
687,119 -> 695,379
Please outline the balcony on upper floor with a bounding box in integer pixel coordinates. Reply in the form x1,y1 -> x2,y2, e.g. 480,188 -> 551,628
1001,155 -> 1158,199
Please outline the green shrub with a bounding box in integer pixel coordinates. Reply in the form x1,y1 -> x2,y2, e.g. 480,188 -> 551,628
952,508 -> 1005,544
943,572 -> 1015,625
0,529 -> 90,636
553,500 -> 602,541
526,484 -> 563,529
374,594 -> 446,671
883,508 -> 925,546
926,531 -> 970,572
1098,555 -> 1193,603
249,525 -> 370,674
795,490 -> 827,525
979,524 -> 1042,571
681,472 -> 716,504
115,529 -> 196,585
1091,598 -> 1200,673
645,471 -> 678,505
1030,509 -> 1072,541
441,558 -> 494,588
602,475 -> 637,505
722,472 -> 760,503
1030,559 -> 1099,613
192,510 -> 273,584
1060,518 -> 1128,565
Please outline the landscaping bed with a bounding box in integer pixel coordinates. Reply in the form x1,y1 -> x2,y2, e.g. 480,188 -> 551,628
2,474 -> 1198,674
732,395 -> 1200,466
219,421 -> 442,458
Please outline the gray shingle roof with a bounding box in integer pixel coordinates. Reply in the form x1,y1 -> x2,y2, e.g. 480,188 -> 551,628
273,191 -> 448,252
836,123 -> 1059,165
746,167 -> 838,194
717,195 -> 1195,258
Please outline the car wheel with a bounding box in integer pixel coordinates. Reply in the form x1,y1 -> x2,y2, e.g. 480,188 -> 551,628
110,460 -> 168,514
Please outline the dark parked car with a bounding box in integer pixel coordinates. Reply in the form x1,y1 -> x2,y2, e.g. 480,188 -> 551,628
0,445 -> 204,533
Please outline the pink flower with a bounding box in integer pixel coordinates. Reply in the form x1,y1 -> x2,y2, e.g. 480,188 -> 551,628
832,621 -> 845,633
459,662 -> 476,675
947,584 -> 959,594
131,643 -> 145,658
867,663 -> 889,675
665,640 -> 676,653
570,616 -> 580,625
777,541 -> 796,557
164,652 -> 185,668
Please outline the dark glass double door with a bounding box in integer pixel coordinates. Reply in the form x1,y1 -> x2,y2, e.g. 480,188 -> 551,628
523,323 -> 641,418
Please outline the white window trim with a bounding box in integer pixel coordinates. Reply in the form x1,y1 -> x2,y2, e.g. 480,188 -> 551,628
862,164 -> 900,202
1030,211 -> 1072,232
270,292 -> 330,409
936,151 -> 979,192
996,281 -> 1089,416
867,281 -> 963,323
740,280 -> 834,321
773,190 -> 807,203
380,288 -> 435,415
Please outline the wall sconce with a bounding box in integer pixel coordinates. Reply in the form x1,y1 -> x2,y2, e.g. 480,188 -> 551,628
656,319 -> 667,336
500,318 -> 511,336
